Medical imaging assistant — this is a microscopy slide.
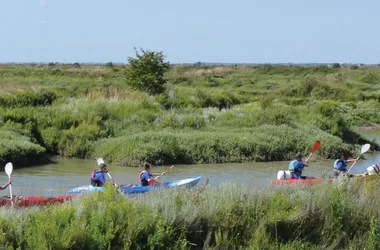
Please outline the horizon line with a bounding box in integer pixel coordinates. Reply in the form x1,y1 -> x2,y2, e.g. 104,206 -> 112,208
0,62 -> 378,66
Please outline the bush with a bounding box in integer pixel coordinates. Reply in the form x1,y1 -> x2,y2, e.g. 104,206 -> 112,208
72,62 -> 81,68
362,72 -> 380,84
350,65 -> 359,70
0,91 -> 57,108
0,129 -> 46,166
332,63 -> 341,69
58,122 -> 107,158
6,187 -> 184,249
125,48 -> 170,95
91,124 -> 353,166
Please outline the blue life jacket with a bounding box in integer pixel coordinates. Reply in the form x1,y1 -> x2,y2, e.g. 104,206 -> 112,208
91,169 -> 104,187
288,160 -> 303,175
138,171 -> 149,186
334,159 -> 347,171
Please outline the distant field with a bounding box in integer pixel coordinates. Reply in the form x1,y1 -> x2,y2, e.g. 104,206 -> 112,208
0,63 -> 379,167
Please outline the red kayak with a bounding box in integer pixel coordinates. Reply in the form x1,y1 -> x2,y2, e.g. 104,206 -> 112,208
273,178 -> 325,185
0,195 -> 75,207
273,174 -> 379,185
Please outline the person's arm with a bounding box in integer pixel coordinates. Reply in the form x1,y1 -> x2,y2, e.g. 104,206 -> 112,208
144,172 -> 159,185
152,172 -> 165,177
294,162 -> 304,171
0,180 -> 11,190
347,158 -> 360,163
98,173 -> 106,184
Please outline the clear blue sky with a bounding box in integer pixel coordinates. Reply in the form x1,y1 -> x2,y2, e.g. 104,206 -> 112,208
1,0 -> 379,64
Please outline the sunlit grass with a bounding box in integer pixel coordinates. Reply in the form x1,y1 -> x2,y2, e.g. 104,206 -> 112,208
0,64 -> 379,166
1,177 -> 380,248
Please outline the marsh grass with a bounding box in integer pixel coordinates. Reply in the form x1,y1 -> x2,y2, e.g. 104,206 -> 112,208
1,177 -> 380,248
91,124 -> 355,166
0,64 -> 380,167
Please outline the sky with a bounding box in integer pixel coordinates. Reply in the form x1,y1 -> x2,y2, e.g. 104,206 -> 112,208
0,0 -> 379,64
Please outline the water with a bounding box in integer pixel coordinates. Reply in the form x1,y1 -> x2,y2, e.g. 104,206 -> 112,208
2,129 -> 380,197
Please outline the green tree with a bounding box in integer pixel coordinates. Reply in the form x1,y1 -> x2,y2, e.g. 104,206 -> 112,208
106,61 -> 114,68
332,63 -> 341,69
125,48 -> 170,95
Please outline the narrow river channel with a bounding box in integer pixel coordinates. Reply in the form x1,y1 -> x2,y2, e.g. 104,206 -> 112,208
2,129 -> 380,196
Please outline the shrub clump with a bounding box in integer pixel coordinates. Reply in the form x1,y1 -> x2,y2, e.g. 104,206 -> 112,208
125,48 -> 170,95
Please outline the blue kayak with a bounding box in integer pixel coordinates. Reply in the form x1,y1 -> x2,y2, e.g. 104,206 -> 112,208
68,176 -> 202,194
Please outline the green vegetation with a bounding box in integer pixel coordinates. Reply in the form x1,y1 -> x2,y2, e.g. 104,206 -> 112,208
1,177 -> 380,249
0,61 -> 380,167
125,48 -> 170,95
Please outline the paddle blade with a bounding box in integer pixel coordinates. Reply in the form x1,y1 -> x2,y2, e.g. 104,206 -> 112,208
96,158 -> 104,166
361,144 -> 371,155
311,141 -> 321,153
5,162 -> 13,177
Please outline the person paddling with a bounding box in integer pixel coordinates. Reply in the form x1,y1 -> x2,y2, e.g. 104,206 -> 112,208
288,153 -> 309,179
138,162 -> 166,186
333,153 -> 359,177
90,163 -> 108,187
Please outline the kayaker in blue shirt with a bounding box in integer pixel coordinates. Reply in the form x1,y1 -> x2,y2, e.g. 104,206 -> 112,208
288,153 -> 309,179
333,153 -> 358,177
0,180 -> 11,190
90,163 -> 107,187
138,162 -> 166,186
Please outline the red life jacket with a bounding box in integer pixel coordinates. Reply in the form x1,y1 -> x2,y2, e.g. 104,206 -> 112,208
138,171 -> 156,186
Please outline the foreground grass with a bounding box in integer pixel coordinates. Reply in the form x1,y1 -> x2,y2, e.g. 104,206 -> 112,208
1,177 -> 380,249
1,64 -> 380,166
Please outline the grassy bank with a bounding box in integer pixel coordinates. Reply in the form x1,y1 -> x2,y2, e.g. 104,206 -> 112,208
1,177 -> 380,249
0,64 -> 380,167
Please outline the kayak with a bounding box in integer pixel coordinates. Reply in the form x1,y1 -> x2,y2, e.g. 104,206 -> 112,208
0,195 -> 75,207
273,173 -> 380,185
68,176 -> 202,194
273,178 -> 324,185
274,164 -> 380,185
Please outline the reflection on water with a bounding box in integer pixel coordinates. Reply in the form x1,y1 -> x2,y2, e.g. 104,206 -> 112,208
1,128 -> 380,196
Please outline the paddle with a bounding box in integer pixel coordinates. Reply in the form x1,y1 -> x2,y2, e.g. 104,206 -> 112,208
146,165 -> 175,186
301,141 -> 321,178
155,165 -> 174,181
347,144 -> 371,174
96,158 -> 119,188
305,141 -> 321,163
5,162 -> 13,206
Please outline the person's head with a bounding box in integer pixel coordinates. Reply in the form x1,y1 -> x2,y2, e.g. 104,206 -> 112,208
296,153 -> 303,161
336,153 -> 346,160
99,163 -> 107,173
143,162 -> 152,171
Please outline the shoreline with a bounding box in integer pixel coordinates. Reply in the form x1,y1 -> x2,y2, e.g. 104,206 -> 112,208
354,124 -> 380,131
